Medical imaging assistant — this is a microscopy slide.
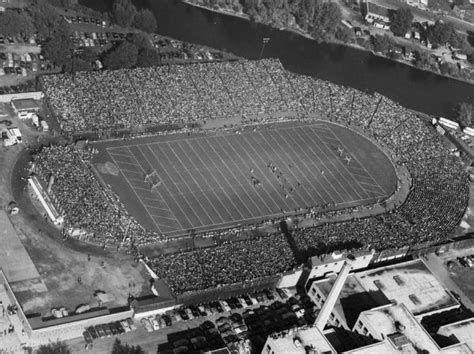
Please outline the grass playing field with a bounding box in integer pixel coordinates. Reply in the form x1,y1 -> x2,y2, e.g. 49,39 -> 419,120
93,122 -> 397,238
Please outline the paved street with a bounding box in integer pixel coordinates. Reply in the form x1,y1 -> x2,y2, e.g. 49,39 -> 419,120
372,0 -> 474,35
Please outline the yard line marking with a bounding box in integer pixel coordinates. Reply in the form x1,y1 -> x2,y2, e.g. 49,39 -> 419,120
325,124 -> 387,194
214,135 -> 279,215
202,137 -> 259,218
220,135 -> 285,213
228,133 -> 295,212
129,145 -> 185,230
108,152 -> 164,234
297,127 -> 370,201
251,131 -> 317,207
165,142 -> 226,225
177,140 -> 235,222
245,131 -> 314,208
261,130 -> 334,204
282,129 -> 350,203
142,144 -> 202,229
290,127 -> 361,200
192,138 -> 249,220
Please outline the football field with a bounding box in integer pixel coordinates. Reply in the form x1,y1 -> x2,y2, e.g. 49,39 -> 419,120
94,122 -> 397,237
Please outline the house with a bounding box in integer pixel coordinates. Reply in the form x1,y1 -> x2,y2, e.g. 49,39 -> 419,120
407,0 -> 428,9
364,2 -> 391,25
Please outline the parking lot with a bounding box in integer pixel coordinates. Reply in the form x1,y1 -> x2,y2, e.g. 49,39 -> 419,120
67,287 -> 318,353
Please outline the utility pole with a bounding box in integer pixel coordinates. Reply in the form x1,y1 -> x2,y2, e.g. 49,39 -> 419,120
259,37 -> 270,60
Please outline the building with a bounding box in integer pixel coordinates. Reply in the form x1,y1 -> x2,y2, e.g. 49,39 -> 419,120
308,259 -> 460,331
364,2 -> 391,25
354,303 -> 471,353
262,326 -> 336,354
307,250 -> 374,280
437,318 -> 474,352
11,98 -> 40,115
407,0 -> 428,9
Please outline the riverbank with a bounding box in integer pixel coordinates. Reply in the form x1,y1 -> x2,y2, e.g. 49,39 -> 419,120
182,0 -> 474,86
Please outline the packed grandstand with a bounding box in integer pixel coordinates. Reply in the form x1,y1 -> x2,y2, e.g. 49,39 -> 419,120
35,59 -> 469,294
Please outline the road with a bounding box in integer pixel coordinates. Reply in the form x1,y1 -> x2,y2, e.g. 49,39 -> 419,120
372,0 -> 474,35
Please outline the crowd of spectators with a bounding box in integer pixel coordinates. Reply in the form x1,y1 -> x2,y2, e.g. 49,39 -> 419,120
37,59 -> 469,294
32,145 -> 160,250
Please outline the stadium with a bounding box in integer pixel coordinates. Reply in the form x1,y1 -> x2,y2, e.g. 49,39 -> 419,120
36,58 -> 469,295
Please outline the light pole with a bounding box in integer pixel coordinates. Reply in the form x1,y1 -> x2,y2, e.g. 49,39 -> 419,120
259,37 -> 270,60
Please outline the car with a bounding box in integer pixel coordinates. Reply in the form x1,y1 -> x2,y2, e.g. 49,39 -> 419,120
60,307 -> 69,317
172,310 -> 182,323
218,323 -> 232,332
234,324 -> 248,335
230,313 -> 243,323
157,316 -> 166,328
15,67 -> 22,75
197,305 -> 208,316
179,309 -> 189,321
150,316 -> 160,330
103,323 -> 113,337
238,297 -> 249,308
95,325 -> 106,338
51,308 -> 63,318
248,294 -> 259,305
115,321 -> 125,334
200,320 -> 214,330
162,314 -> 172,327
216,317 -> 230,326
120,319 -> 131,333
140,318 -> 153,332
83,330 -> 93,344
109,323 -> 119,336
184,308 -> 194,320
218,300 -> 231,312
126,317 -> 137,330
86,326 -> 98,339
189,305 -> 200,317
275,288 -> 288,300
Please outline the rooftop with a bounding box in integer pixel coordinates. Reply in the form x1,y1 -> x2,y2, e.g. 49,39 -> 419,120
366,2 -> 391,18
266,326 -> 335,353
11,98 -> 40,111
314,274 -> 391,328
360,303 -> 441,352
438,318 -> 474,352
310,249 -> 374,267
356,259 -> 459,317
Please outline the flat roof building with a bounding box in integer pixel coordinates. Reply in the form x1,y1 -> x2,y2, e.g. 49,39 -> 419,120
354,303 -> 472,353
308,259 -> 460,330
11,98 -> 40,113
262,326 -> 336,354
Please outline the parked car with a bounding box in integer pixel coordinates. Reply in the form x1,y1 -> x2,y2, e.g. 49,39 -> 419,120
140,318 -> 153,332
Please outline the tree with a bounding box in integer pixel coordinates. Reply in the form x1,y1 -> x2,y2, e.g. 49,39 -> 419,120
103,41 -> 138,69
42,26 -> 74,69
31,0 -> 62,38
129,32 -> 153,50
335,26 -> 353,43
113,0 -> 137,27
413,50 -> 435,69
371,34 -> 393,53
80,47 -> 98,64
456,102 -> 473,128
428,21 -> 461,46
37,341 -> 71,354
136,48 -> 161,67
112,338 -> 144,354
390,8 -> 413,37
133,9 -> 157,33
0,10 -> 35,38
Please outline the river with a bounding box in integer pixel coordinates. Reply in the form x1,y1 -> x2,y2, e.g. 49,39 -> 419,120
80,0 -> 474,119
